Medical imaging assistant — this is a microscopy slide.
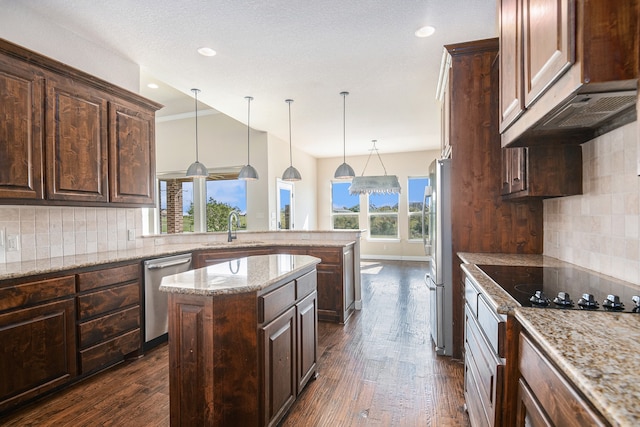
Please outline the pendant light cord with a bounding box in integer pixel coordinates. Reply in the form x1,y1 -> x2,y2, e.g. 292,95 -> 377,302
245,96 -> 253,164
192,88 -> 200,162
360,140 -> 388,176
341,91 -> 348,163
286,99 -> 294,166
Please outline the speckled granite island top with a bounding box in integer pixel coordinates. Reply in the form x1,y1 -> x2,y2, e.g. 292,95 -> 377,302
159,254 -> 321,296
458,252 -> 640,426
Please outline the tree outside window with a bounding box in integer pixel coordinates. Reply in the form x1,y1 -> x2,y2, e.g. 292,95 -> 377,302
331,182 -> 359,229
368,192 -> 399,239
408,177 -> 429,240
205,180 -> 247,232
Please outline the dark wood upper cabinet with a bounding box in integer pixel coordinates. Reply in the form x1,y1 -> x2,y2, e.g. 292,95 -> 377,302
500,0 -> 638,146
109,102 -> 156,205
46,76 -> 109,203
0,39 -> 162,207
0,58 -> 44,200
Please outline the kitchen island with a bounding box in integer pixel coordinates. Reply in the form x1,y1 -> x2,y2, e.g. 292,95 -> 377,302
459,252 -> 640,426
160,254 -> 321,426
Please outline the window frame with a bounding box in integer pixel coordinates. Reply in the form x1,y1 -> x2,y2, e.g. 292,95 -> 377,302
367,191 -> 399,240
330,181 -> 360,230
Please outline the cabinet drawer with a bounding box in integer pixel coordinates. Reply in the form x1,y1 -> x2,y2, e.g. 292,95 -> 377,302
259,281 -> 295,324
519,333 -> 606,427
296,271 -> 316,300
78,305 -> 140,349
77,263 -> 139,292
0,275 -> 75,312
477,295 -> 506,358
465,306 -> 503,426
307,248 -> 341,264
77,282 -> 140,320
464,277 -> 480,317
79,328 -> 141,374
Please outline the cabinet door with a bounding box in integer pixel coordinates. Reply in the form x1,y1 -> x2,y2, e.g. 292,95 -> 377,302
499,0 -> 523,131
261,306 -> 296,427
316,264 -> 342,322
516,379 -> 553,427
0,59 -> 44,200
46,77 -> 109,203
523,0 -> 575,106
296,291 -> 317,393
109,102 -> 156,205
0,298 -> 76,412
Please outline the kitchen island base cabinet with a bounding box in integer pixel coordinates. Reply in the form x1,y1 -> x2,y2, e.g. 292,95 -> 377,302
166,265 -> 318,426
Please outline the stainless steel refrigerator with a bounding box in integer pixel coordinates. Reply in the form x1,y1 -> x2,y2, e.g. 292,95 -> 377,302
422,158 -> 452,356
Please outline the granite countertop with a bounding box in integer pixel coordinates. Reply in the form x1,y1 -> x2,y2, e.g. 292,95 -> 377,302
159,254 -> 321,296
459,252 -> 640,426
0,238 -> 355,281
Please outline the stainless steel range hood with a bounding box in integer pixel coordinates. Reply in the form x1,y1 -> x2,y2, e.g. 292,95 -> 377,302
537,90 -> 637,130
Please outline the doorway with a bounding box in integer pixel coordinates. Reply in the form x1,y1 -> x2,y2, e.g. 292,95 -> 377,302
277,179 -> 294,230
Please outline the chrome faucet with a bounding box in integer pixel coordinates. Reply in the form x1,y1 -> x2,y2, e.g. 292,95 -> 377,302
227,211 -> 239,242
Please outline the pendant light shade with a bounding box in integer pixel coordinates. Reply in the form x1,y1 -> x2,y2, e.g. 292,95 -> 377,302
186,88 -> 209,178
334,91 -> 355,179
349,140 -> 401,195
282,99 -> 301,181
238,96 -> 259,180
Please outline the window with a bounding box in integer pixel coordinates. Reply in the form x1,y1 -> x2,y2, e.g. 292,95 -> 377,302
205,180 -> 247,232
158,176 -> 247,234
331,182 -> 359,230
408,177 -> 429,240
368,192 -> 399,239
158,179 -> 194,233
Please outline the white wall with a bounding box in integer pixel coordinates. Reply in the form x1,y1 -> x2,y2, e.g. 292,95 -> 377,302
317,149 -> 439,260
544,121 -> 640,284
0,3 -> 139,91
267,134 -> 318,230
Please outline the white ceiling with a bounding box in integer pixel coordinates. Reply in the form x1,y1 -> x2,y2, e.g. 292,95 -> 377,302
19,0 -> 497,158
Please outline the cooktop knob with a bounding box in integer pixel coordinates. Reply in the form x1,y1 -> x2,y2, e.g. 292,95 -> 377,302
632,296 -> 640,313
603,294 -> 624,311
577,293 -> 599,310
529,290 -> 550,307
553,291 -> 574,308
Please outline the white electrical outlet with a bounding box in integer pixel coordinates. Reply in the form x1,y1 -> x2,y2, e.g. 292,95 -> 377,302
0,228 -> 4,248
127,229 -> 136,241
6,234 -> 19,252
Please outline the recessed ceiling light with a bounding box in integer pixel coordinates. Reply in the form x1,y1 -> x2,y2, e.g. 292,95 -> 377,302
197,47 -> 217,57
415,26 -> 436,38
147,83 -> 159,89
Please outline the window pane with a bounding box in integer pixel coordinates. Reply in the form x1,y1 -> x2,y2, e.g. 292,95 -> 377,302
369,193 -> 398,213
408,177 -> 429,213
159,180 -> 167,234
409,213 -> 422,240
332,182 -> 360,213
333,215 -> 359,230
182,181 -> 194,232
369,215 -> 398,238
205,180 -> 247,232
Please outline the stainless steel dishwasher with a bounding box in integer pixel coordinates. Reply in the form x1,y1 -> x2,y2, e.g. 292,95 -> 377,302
143,253 -> 192,348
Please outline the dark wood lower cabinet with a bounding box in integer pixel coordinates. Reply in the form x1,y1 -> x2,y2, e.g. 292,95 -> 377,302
0,276 -> 77,413
167,266 -> 318,426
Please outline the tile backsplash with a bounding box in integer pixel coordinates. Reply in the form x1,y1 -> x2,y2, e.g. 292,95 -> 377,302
544,121 -> 640,284
0,206 -> 142,264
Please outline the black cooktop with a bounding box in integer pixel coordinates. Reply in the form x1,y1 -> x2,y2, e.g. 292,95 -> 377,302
477,264 -> 640,312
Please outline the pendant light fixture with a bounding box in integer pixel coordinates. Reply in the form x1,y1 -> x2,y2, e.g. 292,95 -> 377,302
186,88 -> 209,178
334,91 -> 355,179
282,99 -> 301,181
238,96 -> 259,180
349,140 -> 401,195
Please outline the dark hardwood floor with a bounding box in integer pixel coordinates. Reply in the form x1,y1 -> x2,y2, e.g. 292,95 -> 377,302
0,260 -> 469,426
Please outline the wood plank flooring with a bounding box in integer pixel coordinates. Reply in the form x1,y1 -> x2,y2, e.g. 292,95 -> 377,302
0,260 -> 469,426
